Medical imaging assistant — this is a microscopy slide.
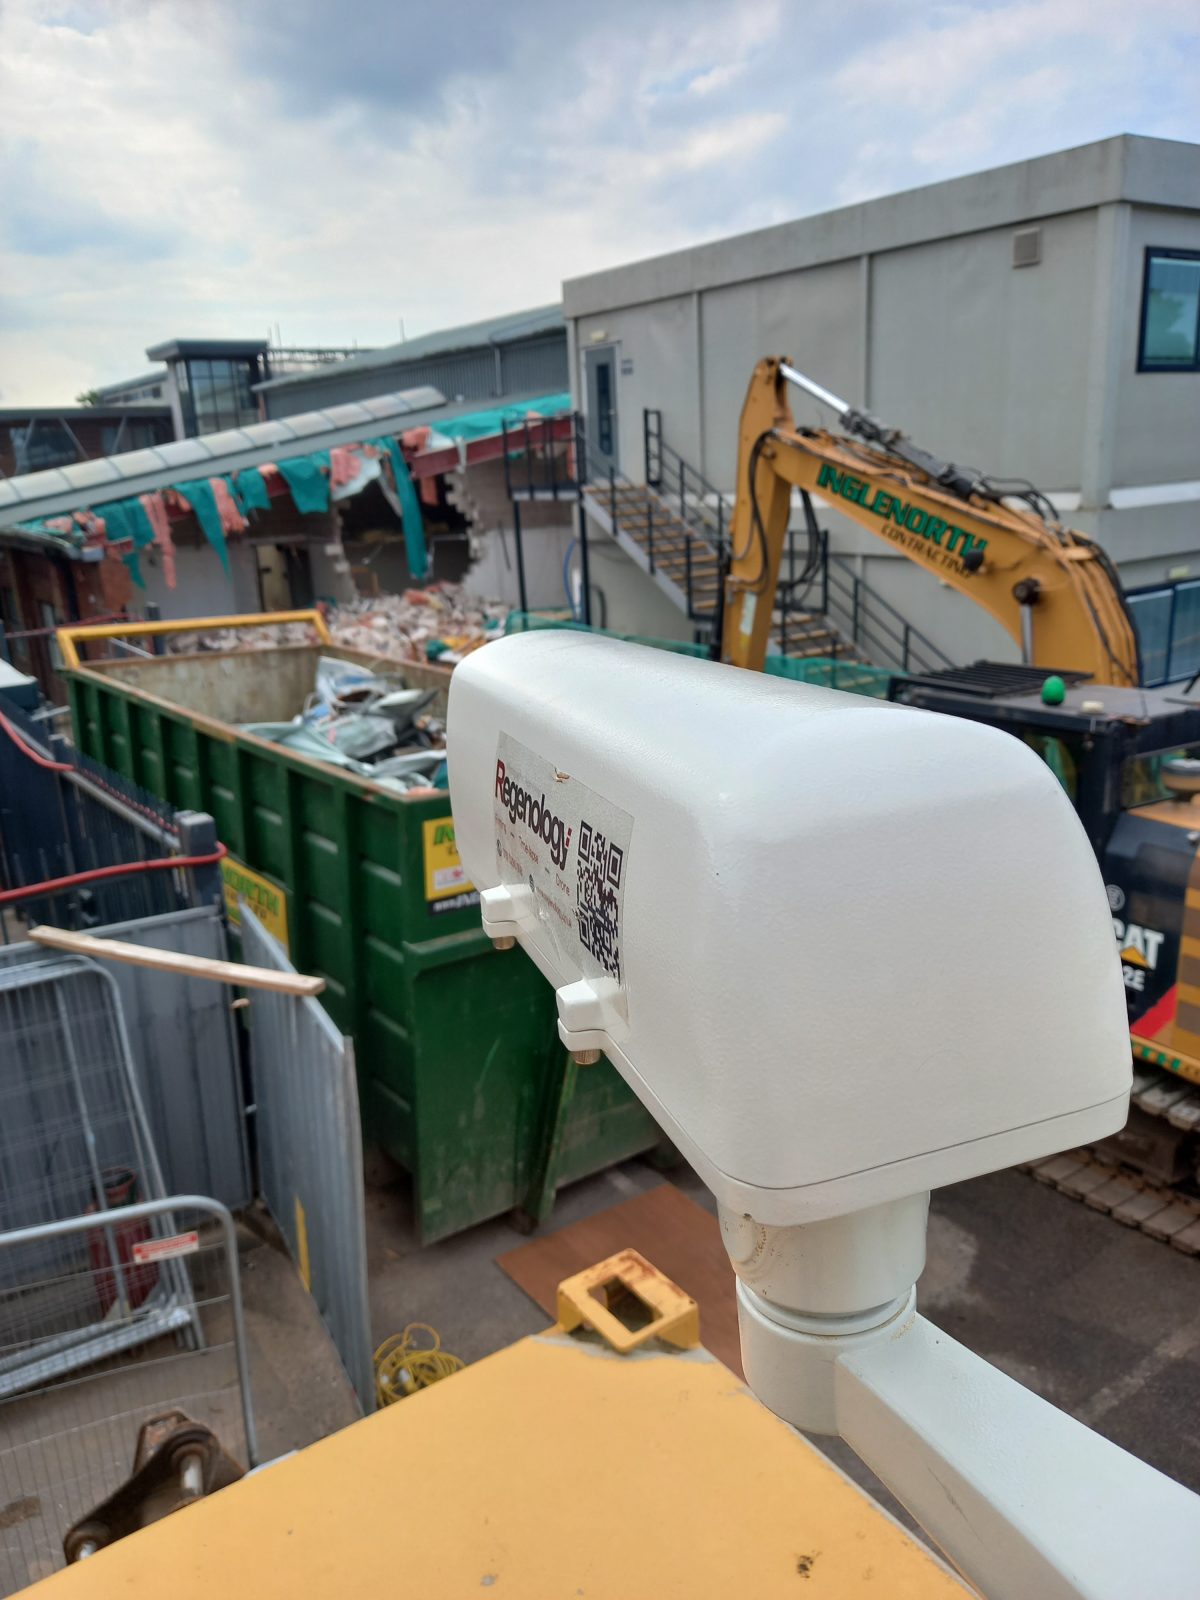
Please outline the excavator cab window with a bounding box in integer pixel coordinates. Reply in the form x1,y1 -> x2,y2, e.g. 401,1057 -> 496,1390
1122,747 -> 1200,809
1022,734 -> 1080,802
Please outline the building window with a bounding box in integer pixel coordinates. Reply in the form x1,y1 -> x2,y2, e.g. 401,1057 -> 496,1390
179,357 -> 261,435
1138,249 -> 1200,372
7,421 -> 78,474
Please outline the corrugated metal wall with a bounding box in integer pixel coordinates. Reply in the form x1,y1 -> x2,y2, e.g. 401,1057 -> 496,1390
264,335 -> 568,419
500,335 -> 568,397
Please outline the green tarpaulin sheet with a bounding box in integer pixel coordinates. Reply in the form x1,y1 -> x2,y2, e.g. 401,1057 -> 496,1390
233,467 -> 272,513
95,496 -> 156,588
436,392 -> 571,444
175,478 -> 230,574
277,452 -> 331,515
370,435 -> 427,581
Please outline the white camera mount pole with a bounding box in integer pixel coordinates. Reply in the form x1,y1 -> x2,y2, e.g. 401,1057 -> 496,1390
723,1200 -> 1200,1600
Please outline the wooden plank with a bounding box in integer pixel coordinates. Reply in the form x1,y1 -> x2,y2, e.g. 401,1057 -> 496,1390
28,924 -> 325,997
638,544 -> 719,563
496,1181 -> 743,1378
620,527 -> 696,549
638,553 -> 720,573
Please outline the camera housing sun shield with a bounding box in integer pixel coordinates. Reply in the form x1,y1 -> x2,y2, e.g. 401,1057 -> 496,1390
447,630 -> 1130,1227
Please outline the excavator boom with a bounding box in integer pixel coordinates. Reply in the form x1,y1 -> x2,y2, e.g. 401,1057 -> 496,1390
721,358 -> 1140,686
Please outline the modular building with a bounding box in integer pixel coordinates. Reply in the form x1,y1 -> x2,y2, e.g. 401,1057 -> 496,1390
562,135 -> 1200,666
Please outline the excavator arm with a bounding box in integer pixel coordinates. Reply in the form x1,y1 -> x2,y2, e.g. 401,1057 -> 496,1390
721,358 -> 1140,686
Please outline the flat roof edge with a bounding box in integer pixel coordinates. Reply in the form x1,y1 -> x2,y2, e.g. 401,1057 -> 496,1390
564,135 -> 1200,317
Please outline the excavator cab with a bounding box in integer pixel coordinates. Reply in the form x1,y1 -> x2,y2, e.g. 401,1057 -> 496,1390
890,665 -> 1200,1118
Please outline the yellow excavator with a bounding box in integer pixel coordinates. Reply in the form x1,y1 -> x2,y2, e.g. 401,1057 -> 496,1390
721,357 -> 1139,684
720,357 -> 1200,1185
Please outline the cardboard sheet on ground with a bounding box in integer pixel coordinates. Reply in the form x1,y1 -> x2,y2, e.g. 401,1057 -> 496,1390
496,1180 -> 744,1377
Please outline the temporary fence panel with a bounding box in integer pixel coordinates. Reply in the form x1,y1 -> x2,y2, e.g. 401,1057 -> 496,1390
505,609 -> 711,657
0,1195 -> 255,1597
241,908 -> 373,1412
0,906 -> 249,1210
0,956 -> 174,1294
763,654 -> 895,697
0,693 -> 196,939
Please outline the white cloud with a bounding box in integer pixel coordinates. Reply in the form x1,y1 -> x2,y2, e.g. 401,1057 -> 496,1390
0,0 -> 1196,403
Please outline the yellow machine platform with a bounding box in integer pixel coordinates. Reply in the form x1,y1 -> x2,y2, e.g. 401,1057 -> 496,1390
25,1285 -> 968,1598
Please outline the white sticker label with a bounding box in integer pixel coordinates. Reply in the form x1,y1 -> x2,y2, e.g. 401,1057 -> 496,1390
493,733 -> 632,1003
131,1231 -> 199,1264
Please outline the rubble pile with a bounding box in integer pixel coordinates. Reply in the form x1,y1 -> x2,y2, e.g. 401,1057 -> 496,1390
164,584 -> 508,665
327,584 -> 508,665
159,584 -> 510,789
165,620 -> 315,653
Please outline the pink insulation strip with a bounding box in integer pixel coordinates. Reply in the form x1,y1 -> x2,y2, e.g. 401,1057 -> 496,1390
139,492 -> 177,588
329,446 -> 365,491
210,477 -> 248,536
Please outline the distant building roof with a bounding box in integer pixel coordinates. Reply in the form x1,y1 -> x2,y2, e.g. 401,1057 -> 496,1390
145,336 -> 270,362
0,404 -> 170,422
255,303 -> 564,394
0,385 -> 447,524
93,370 -> 168,398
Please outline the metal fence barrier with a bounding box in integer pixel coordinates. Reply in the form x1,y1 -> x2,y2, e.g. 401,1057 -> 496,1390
0,908 -> 250,1210
0,956 -> 174,1291
241,908 -> 373,1412
0,695 -> 205,940
0,1195 -> 256,1597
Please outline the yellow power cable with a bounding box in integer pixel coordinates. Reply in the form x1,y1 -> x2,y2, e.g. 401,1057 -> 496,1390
374,1323 -> 464,1407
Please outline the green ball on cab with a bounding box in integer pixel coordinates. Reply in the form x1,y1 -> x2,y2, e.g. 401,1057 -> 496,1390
1041,674 -> 1066,706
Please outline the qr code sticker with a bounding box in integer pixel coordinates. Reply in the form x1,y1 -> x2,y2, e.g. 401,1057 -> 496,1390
576,819 -> 623,982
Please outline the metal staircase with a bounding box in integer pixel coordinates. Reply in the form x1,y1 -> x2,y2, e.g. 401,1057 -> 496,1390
576,412 -> 846,660
500,406 -> 955,676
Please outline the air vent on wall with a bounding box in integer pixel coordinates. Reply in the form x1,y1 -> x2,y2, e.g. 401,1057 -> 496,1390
1012,227 -> 1042,268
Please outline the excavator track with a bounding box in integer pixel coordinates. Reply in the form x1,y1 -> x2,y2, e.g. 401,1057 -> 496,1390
1022,1067 -> 1200,1254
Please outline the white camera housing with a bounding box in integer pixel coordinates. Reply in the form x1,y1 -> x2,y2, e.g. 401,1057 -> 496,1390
447,632 -> 1130,1225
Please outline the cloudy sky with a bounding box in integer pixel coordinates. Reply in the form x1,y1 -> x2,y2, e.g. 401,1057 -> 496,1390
1,0 -> 1197,403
